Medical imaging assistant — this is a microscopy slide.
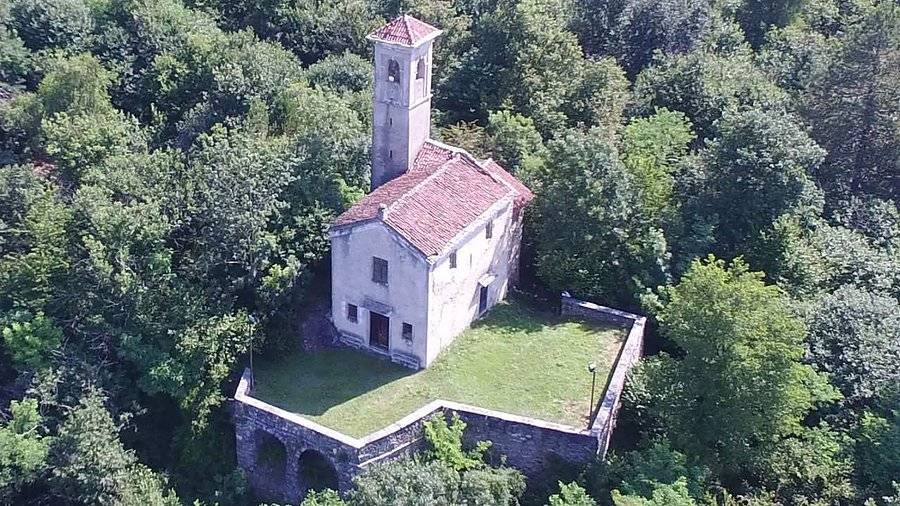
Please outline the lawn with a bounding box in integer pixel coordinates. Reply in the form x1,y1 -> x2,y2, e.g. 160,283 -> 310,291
252,299 -> 626,437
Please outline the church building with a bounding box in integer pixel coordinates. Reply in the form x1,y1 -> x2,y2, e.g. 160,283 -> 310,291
330,15 -> 533,369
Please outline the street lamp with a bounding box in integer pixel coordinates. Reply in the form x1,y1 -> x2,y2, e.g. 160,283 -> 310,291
587,362 -> 597,425
248,314 -> 258,391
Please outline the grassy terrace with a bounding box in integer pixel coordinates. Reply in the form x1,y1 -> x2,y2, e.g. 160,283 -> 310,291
253,299 -> 626,437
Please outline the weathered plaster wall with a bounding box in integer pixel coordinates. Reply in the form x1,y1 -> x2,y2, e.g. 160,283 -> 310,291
330,222 -> 429,366
371,40 -> 434,188
425,198 -> 518,365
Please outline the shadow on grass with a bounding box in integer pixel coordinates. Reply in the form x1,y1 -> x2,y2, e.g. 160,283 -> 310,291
472,295 -> 559,335
253,348 -> 415,416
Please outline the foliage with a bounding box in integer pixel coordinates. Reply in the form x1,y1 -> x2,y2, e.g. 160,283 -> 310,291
805,285 -> 900,406
302,489 -> 348,506
549,481 -> 597,506
48,391 -> 179,505
423,413 -> 491,472
1,311 -> 62,371
643,257 -> 837,479
691,107 -> 825,267
532,128 -> 668,307
633,49 -> 787,141
622,108 -> 694,224
0,399 -> 49,499
804,2 -> 900,202
352,459 -> 461,505
856,406 -> 900,499
582,440 -> 710,504
610,478 -> 697,506
8,0 -> 95,52
485,110 -> 547,176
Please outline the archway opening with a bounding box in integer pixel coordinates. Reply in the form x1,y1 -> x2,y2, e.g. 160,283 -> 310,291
254,430 -> 287,476
298,449 -> 339,492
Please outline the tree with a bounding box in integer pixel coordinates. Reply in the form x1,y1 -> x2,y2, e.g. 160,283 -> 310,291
563,57 -> 630,134
8,0 -> 94,52
804,3 -> 900,202
532,127 -> 668,307
644,257 -> 836,479
633,49 -> 787,142
549,482 -> 597,506
856,398 -> 900,499
613,0 -> 712,76
736,0 -> 806,47
485,110 -> 546,176
48,391 -> 179,505
611,479 -> 697,506
805,285 -> 900,406
0,399 -> 49,500
1,311 -> 62,371
693,107 -> 825,266
622,108 -> 694,225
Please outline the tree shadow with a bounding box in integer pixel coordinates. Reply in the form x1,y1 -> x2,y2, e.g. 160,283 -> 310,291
252,347 -> 416,416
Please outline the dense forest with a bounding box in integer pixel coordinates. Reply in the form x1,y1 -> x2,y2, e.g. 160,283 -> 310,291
0,0 -> 898,504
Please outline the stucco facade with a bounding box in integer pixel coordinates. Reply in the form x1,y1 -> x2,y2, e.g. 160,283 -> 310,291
330,198 -> 525,368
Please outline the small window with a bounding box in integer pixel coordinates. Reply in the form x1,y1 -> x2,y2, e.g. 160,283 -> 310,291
402,322 -> 413,341
449,251 -> 457,269
389,149 -> 393,159
416,59 -> 426,80
485,220 -> 493,239
387,59 -> 400,82
372,257 -> 388,285
347,304 -> 358,323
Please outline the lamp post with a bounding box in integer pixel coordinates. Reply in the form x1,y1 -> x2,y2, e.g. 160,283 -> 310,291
248,314 -> 258,391
587,362 -> 597,424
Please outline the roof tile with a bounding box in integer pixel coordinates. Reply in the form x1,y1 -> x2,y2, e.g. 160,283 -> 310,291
368,15 -> 441,46
333,141 -> 533,257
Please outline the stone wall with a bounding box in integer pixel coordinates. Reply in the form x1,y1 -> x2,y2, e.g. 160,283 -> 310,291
234,295 -> 645,503
561,292 -> 646,454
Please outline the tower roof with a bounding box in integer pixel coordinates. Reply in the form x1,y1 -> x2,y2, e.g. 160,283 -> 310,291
367,15 -> 442,46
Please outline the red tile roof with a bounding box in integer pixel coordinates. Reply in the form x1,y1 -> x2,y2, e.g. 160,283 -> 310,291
368,15 -> 441,46
333,141 -> 534,257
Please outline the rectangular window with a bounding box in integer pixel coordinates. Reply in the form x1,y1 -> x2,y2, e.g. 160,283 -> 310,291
402,322 -> 413,341
485,220 -> 493,239
449,251 -> 457,269
372,257 -> 389,285
347,304 -> 358,323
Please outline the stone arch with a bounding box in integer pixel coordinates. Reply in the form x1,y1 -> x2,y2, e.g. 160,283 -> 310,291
254,429 -> 287,477
297,448 -> 339,493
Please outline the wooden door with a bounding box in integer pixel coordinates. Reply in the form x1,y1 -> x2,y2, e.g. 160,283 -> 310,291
369,311 -> 390,350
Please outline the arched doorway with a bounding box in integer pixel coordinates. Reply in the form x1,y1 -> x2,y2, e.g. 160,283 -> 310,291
297,449 -> 339,493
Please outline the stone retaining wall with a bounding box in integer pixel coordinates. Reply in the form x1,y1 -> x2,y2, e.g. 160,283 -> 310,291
234,295 -> 645,503
560,292 -> 646,454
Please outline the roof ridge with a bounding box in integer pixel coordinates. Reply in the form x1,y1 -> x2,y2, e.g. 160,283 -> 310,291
383,153 -> 461,218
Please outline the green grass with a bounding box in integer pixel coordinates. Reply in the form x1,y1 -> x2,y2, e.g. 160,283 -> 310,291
252,299 -> 626,437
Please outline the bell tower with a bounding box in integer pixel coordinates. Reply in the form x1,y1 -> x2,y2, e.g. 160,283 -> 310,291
368,15 -> 442,189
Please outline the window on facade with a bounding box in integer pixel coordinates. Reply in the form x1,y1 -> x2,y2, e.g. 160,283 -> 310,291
372,257 -> 389,285
485,220 -> 493,239
449,251 -> 457,269
416,59 -> 426,80
387,59 -> 400,82
402,322 -> 413,341
347,304 -> 358,323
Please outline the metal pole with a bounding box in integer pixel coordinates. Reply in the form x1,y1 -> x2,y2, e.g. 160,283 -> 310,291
249,315 -> 256,390
589,370 -> 596,421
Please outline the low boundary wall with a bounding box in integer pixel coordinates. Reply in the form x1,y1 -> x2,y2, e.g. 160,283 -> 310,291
234,294 -> 645,503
